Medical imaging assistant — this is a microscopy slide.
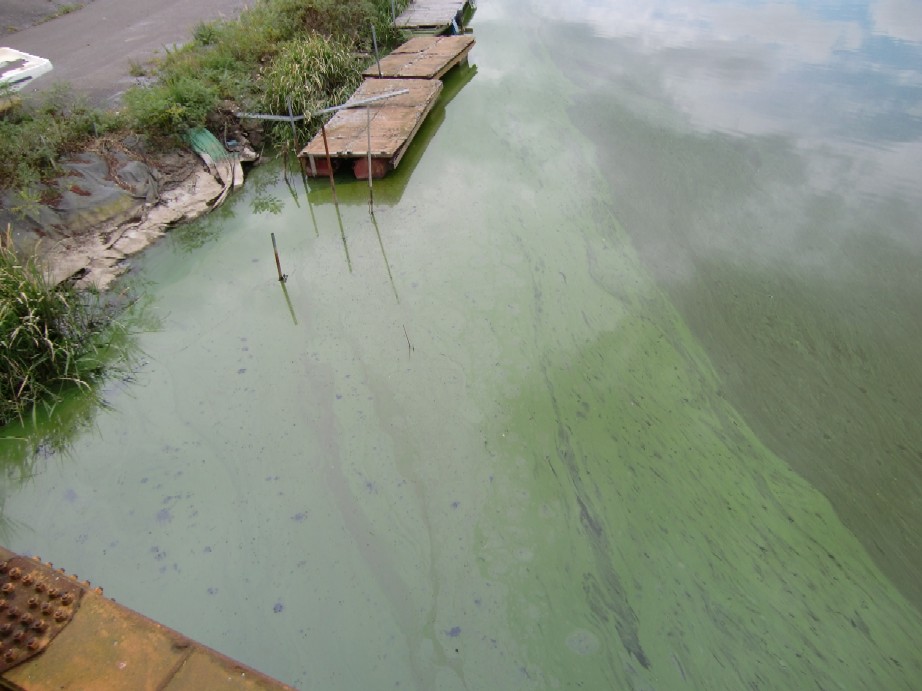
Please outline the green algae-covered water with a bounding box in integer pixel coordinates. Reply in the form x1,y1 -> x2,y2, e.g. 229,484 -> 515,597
3,0 -> 922,688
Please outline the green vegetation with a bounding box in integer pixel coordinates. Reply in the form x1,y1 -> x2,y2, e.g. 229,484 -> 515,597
122,0 -> 407,146
1,0 -> 408,194
0,85 -> 118,194
259,35 -> 363,145
1,0 -> 408,426
0,229 -> 125,426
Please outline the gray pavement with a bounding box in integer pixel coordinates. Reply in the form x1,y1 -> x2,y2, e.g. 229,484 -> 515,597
2,0 -> 247,107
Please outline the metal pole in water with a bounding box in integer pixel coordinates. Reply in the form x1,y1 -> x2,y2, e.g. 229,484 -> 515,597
320,121 -> 338,204
367,105 -> 374,211
371,24 -> 382,78
271,232 -> 287,282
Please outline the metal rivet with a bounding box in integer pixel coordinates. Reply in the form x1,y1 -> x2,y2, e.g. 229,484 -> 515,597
0,623 -> 12,636
47,588 -> 60,600
61,593 -> 74,606
34,582 -> 46,594
8,567 -> 21,581
19,613 -> 33,627
21,574 -> 34,586
7,608 -> 20,620
0,600 -> 7,610
40,602 -> 52,615
0,562 -> 8,574
32,619 -> 48,632
13,630 -> 26,643
26,638 -> 41,652
53,609 -> 68,623
4,648 -> 17,662
27,596 -> 39,609
1,583 -> 14,595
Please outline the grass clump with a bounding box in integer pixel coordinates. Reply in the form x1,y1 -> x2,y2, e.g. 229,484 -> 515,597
121,0 -> 408,145
0,229 -> 119,426
258,34 -> 363,144
122,73 -> 219,135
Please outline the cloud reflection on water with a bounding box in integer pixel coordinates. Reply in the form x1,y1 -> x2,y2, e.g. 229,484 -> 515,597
533,0 -> 920,138
532,0 -> 922,221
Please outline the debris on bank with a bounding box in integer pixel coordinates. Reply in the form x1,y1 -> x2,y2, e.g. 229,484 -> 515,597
0,47 -> 53,93
0,125 -> 257,291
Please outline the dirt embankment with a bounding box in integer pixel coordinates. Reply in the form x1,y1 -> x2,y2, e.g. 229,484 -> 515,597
0,112 -> 261,289
1,0 -> 254,288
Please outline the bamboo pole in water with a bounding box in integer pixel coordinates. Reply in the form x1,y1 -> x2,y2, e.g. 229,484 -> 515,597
270,232 -> 287,282
367,105 -> 374,210
320,121 -> 338,204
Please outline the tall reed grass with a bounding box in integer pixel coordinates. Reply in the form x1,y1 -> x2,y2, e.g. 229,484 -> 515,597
0,229 -> 115,425
258,35 -> 363,147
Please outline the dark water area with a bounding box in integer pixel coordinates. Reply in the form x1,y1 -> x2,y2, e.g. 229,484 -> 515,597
2,0 -> 922,689
550,0 -> 922,613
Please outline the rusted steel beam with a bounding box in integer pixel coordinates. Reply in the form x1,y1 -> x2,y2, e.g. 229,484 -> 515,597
0,547 -> 294,691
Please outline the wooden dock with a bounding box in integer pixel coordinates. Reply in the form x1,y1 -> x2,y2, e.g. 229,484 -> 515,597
299,29 -> 476,180
395,0 -> 471,33
300,79 -> 443,180
363,36 -> 475,80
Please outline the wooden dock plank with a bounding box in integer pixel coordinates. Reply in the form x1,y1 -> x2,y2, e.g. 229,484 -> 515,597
395,0 -> 469,30
363,35 -> 475,80
299,79 -> 443,175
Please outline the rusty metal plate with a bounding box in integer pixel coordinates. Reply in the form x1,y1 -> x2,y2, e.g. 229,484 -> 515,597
0,557 -> 84,672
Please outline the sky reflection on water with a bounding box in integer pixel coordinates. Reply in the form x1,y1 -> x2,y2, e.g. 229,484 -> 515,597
533,0 -> 922,202
532,0 -> 922,615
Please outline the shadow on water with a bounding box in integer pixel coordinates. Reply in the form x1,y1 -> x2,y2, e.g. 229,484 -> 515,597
278,280 -> 298,325
369,210 -> 399,304
171,202 -> 237,252
0,379 -> 110,541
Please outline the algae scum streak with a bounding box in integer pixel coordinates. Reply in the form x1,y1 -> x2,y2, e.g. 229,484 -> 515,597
3,0 -> 922,688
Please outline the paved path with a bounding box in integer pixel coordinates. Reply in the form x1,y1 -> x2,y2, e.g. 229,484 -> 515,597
2,0 -> 247,107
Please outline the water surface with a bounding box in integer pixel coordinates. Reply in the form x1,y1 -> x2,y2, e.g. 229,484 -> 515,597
2,0 -> 922,688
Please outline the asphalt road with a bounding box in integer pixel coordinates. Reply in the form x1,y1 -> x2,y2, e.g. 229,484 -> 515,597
2,0 -> 247,106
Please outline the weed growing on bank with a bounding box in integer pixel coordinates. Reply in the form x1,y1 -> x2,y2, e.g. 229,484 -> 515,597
0,229 -> 121,425
0,85 -> 119,194
123,0 -> 408,148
